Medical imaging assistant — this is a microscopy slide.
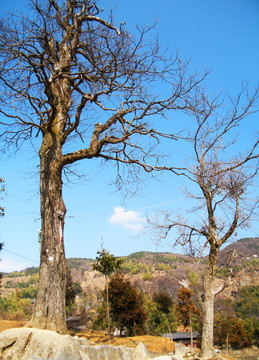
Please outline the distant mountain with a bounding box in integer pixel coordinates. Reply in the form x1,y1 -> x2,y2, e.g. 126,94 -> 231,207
1,238 -> 258,303
220,237 -> 259,258
66,237 -> 259,302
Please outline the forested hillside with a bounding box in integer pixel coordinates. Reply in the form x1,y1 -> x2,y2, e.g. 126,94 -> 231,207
0,238 -> 258,347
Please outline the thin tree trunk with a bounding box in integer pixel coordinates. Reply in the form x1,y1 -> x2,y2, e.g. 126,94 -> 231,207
226,330 -> 229,356
201,270 -> 215,358
166,315 -> 172,341
28,133 -> 67,333
190,316 -> 193,348
106,276 -> 110,343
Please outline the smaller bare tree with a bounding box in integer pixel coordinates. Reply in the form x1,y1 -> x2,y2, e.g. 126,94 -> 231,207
93,248 -> 123,342
148,87 -> 259,358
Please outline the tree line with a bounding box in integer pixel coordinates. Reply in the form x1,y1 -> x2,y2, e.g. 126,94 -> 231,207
0,269 -> 257,350
0,247 -> 258,350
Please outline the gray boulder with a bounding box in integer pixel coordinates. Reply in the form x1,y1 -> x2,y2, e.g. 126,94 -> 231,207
0,327 -> 90,360
0,327 -> 174,360
83,341 -> 150,360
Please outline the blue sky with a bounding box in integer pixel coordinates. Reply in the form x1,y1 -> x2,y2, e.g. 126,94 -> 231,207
0,0 -> 258,272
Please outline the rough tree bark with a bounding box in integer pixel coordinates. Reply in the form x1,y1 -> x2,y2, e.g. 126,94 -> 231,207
201,246 -> 219,358
28,134 -> 67,332
28,49 -> 73,330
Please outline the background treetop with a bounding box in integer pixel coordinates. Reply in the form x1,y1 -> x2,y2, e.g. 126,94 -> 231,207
93,248 -> 123,277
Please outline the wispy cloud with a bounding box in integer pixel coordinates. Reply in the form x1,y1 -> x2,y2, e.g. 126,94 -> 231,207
0,258 -> 33,273
109,206 -> 145,231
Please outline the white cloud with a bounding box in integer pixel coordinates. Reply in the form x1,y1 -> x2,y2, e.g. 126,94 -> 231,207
0,258 -> 33,273
109,206 -> 145,231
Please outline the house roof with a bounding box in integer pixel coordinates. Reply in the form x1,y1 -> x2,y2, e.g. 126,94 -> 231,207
162,332 -> 200,340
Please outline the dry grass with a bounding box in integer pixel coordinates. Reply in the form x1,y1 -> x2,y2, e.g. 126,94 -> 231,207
76,330 -> 175,354
0,319 -> 26,332
110,334 -> 175,354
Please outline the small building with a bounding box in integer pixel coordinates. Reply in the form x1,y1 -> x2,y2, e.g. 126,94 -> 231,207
162,331 -> 200,348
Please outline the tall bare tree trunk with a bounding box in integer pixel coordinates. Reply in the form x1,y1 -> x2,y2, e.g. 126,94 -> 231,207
201,275 -> 215,358
28,133 -> 67,333
201,242 -> 219,358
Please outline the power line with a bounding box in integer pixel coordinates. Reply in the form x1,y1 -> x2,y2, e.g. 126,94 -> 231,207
66,212 -> 108,219
6,212 -> 39,215
2,248 -> 39,265
3,198 -> 184,219
133,198 -> 185,211
67,198 -> 185,218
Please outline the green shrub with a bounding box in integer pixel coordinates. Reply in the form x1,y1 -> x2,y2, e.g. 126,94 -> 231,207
24,267 -> 39,276
21,287 -> 38,299
142,264 -> 153,281
4,280 -> 14,288
0,291 -> 33,319
122,260 -> 145,274
7,271 -> 25,278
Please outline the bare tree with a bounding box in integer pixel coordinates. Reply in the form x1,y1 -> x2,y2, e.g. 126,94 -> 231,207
0,0 -> 208,332
148,89 -> 259,358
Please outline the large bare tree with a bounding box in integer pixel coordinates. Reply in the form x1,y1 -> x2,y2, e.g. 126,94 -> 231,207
148,90 -> 258,358
0,0 -> 207,332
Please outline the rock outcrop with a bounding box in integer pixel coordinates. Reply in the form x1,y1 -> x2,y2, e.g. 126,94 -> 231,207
0,327 -> 174,360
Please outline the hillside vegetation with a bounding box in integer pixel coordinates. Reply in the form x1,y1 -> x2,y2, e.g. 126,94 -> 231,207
0,238 -> 258,347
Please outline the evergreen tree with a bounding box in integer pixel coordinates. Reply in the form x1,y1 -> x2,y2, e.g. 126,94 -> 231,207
153,291 -> 174,339
108,273 -> 147,335
176,287 -> 200,347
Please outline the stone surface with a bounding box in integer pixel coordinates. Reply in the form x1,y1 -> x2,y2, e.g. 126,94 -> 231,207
0,328 -> 174,360
172,343 -> 188,360
0,328 -> 90,360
